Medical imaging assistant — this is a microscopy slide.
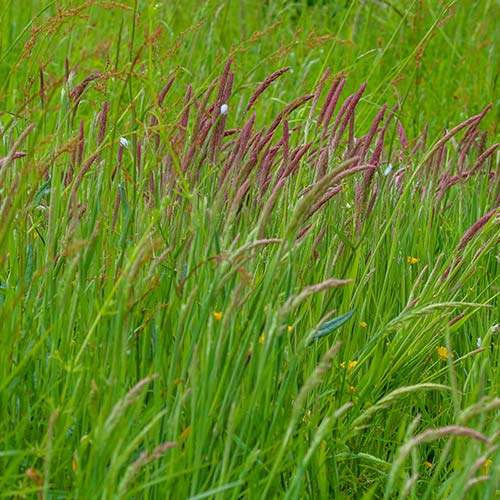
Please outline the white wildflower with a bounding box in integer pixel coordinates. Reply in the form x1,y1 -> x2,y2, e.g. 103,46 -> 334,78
120,137 -> 129,148
383,164 -> 393,176
220,104 -> 228,115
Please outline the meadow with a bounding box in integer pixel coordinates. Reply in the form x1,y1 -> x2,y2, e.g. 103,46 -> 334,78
0,0 -> 499,498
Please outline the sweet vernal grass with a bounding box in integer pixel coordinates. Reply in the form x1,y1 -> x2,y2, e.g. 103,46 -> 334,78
0,0 -> 499,498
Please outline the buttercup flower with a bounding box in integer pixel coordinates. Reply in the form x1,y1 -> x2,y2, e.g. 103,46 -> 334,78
340,360 -> 358,370
258,333 -> 265,345
213,311 -> 223,321
482,459 -> 493,475
437,346 -> 451,361
407,256 -> 420,264
360,321 -> 367,328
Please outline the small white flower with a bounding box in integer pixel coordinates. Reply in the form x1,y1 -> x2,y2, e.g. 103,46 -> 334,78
383,164 -> 393,176
120,137 -> 129,148
477,337 -> 482,348
220,104 -> 228,115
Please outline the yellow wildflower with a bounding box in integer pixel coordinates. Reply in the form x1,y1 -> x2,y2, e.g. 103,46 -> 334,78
407,256 -> 420,264
482,459 -> 493,475
360,321 -> 367,328
258,333 -> 265,345
287,325 -> 293,332
425,461 -> 432,470
437,346 -> 451,361
213,311 -> 222,321
349,385 -> 356,394
340,361 -> 358,370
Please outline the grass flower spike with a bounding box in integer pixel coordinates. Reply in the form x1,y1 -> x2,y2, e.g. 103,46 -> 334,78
0,151 -> 27,166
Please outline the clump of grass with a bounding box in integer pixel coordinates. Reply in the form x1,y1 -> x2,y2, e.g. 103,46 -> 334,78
1,1 -> 499,498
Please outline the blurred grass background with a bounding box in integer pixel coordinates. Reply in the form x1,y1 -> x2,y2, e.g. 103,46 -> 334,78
0,1 -> 499,498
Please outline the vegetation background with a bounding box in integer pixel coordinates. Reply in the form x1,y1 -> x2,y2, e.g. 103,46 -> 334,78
0,0 -> 499,498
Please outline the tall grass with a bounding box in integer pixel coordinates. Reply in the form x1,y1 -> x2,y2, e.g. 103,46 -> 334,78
1,1 -> 499,498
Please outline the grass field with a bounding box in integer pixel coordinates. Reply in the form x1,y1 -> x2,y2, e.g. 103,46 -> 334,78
1,0 -> 499,498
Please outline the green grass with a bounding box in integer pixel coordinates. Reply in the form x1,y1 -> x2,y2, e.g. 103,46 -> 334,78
1,0 -> 499,498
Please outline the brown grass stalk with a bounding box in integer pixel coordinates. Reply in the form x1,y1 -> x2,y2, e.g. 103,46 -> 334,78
467,143 -> 499,176
320,77 -> 347,137
97,100 -> 109,146
219,114 -> 256,190
422,104 -> 493,165
215,58 -> 233,108
306,186 -> 343,220
307,67 -> 331,124
276,142 -> 313,184
157,75 -> 175,107
245,67 -> 290,113
285,158 -> 364,238
69,151 -> 101,208
69,73 -> 102,102
0,122 -> 34,194
360,104 -> 387,162
456,207 -> 499,251
209,72 -> 233,163
396,118 -> 409,149
330,83 -> 367,153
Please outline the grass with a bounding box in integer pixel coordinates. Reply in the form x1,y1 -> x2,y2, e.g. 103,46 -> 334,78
1,0 -> 499,498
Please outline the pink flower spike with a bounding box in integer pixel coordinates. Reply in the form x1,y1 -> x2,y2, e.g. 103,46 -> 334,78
0,152 -> 27,166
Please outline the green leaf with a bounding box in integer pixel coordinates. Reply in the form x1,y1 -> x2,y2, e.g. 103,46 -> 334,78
310,309 -> 355,343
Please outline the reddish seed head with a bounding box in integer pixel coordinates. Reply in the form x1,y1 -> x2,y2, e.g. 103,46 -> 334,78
0,152 -> 27,166
245,67 -> 290,113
